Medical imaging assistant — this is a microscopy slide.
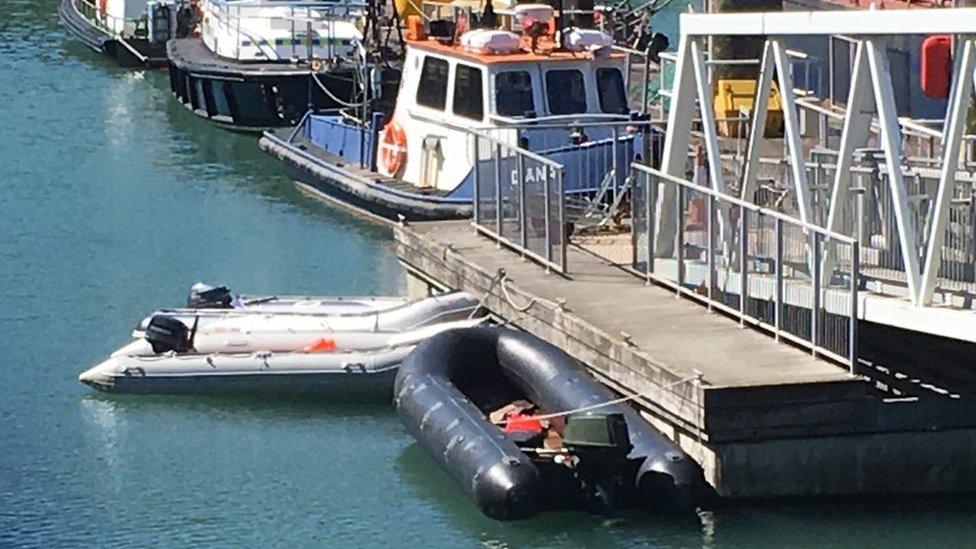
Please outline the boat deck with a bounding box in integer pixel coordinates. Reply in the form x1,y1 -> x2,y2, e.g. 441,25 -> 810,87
271,128 -> 454,199
167,37 -> 337,76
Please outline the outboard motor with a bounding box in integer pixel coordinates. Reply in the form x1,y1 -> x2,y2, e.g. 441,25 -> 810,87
187,283 -> 233,309
145,315 -> 193,354
562,412 -> 636,513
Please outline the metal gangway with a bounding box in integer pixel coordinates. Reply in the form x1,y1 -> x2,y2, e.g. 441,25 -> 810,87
468,7 -> 976,367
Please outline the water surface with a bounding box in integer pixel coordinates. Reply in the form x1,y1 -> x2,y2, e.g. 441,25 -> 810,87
2,1 -> 976,547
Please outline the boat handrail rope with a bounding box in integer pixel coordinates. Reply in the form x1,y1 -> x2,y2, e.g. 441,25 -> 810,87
495,371 -> 703,425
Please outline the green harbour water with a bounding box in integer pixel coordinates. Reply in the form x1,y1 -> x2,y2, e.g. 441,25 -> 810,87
3,0 -> 976,546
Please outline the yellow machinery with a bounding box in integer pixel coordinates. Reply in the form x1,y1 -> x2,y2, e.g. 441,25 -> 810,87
713,79 -> 784,138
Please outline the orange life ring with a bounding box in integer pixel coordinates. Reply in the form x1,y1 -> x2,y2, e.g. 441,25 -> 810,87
378,120 -> 407,177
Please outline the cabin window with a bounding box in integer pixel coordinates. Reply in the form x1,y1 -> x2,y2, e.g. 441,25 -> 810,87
452,64 -> 484,121
495,71 -> 534,117
597,68 -> 628,114
416,57 -> 449,110
545,70 -> 587,115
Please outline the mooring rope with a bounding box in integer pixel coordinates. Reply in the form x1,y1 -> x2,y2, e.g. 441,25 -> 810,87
466,268 -> 537,319
310,71 -> 366,108
495,371 -> 703,425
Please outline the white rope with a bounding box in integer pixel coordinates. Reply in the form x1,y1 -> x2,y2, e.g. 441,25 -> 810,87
311,71 -> 366,108
499,274 -> 537,313
465,268 -> 538,321
496,371 -> 702,425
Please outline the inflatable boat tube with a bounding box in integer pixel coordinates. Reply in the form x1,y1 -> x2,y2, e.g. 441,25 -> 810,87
134,292 -> 477,336
394,327 -> 707,520
80,318 -> 485,394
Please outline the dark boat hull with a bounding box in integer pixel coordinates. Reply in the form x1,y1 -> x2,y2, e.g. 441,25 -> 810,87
259,132 -> 472,222
58,0 -> 168,67
394,327 -> 708,520
167,38 -> 398,132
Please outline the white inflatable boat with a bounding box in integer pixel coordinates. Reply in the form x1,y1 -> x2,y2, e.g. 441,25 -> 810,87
132,287 -> 475,336
79,317 -> 486,395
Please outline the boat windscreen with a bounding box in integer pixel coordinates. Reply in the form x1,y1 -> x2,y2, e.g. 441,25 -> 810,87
495,71 -> 535,117
545,70 -> 587,115
597,68 -> 628,114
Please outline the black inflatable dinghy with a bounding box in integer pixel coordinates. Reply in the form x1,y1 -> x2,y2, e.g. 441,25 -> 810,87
394,326 -> 707,520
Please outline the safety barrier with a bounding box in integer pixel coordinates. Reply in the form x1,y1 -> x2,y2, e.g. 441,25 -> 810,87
632,164 -> 860,370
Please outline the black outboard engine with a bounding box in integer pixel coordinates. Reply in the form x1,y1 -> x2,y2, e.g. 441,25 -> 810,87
187,283 -> 233,309
145,315 -> 193,354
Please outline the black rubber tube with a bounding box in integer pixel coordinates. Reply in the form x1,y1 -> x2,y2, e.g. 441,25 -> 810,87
394,326 -> 707,519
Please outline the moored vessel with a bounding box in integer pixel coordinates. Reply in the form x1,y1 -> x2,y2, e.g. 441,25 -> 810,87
260,3 -> 664,222
166,0 -> 401,131
80,292 -> 483,394
394,326 -> 708,519
59,0 -> 194,66
131,282 -> 412,335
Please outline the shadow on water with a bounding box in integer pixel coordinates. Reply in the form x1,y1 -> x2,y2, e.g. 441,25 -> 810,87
393,443 -> 708,548
395,438 -> 976,547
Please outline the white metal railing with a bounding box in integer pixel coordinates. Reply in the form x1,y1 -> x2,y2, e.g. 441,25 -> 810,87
470,127 -> 567,274
657,11 -> 976,309
632,164 -> 860,370
202,0 -> 365,61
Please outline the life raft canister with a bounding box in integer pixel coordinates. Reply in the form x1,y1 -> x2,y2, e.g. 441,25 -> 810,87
378,120 -> 407,177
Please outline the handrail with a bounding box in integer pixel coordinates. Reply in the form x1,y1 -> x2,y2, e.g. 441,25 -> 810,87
632,163 -> 857,244
408,109 -> 562,168
481,118 -> 666,131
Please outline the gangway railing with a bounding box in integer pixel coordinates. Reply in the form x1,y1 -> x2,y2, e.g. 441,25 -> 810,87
631,164 -> 860,371
469,128 -> 568,274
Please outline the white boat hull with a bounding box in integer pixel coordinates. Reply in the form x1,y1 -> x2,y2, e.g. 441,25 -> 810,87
80,317 -> 485,395
134,291 -> 477,336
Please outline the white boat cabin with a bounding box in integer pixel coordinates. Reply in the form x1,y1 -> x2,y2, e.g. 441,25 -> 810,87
201,0 -> 363,62
381,18 -> 631,194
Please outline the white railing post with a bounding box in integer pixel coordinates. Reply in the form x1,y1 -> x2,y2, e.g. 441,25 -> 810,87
919,39 -> 976,305
865,39 -> 922,303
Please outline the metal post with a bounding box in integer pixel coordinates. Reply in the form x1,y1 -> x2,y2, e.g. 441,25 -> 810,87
611,126 -> 619,202
706,193 -> 715,307
473,135 -> 481,226
494,143 -> 502,243
558,167 -> 566,272
647,171 -> 656,278
643,48 -> 651,112
812,232 -> 822,357
850,242 -> 860,374
518,154 -> 527,253
740,209 -> 749,324
676,184 -> 685,293
775,217 -> 783,339
544,168 -> 552,267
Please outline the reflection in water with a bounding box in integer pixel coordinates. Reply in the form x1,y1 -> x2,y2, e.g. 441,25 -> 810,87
78,396 -> 125,493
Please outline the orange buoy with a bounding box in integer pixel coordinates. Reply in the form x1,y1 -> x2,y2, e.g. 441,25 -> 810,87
378,120 -> 407,177
921,35 -> 952,100
302,338 -> 336,353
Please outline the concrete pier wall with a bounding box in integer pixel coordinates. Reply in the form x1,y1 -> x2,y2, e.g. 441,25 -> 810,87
396,220 -> 976,499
